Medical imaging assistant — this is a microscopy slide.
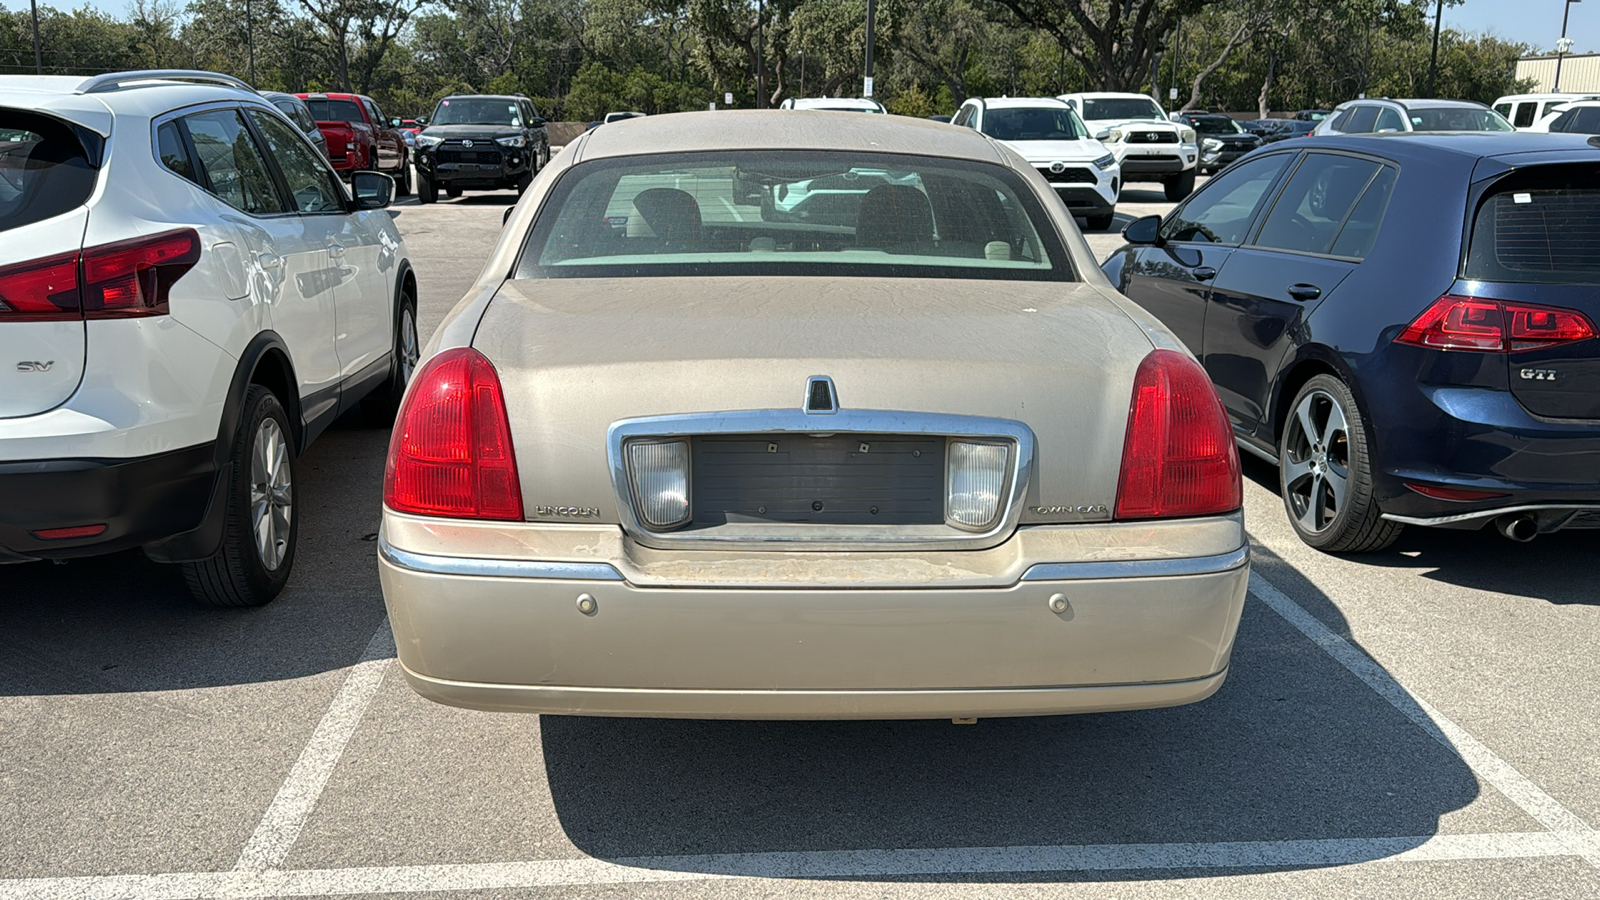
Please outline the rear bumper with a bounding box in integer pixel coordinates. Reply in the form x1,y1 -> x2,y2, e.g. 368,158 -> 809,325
1050,185 -> 1116,216
0,444 -> 216,561
378,514 -> 1249,719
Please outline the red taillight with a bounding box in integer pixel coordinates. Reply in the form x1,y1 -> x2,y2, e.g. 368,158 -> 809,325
81,229 -> 201,318
1396,295 -> 1597,352
0,252 -> 81,321
0,229 -> 199,322
1114,349 -> 1242,520
384,347 -> 524,520
32,524 -> 107,540
1404,483 -> 1509,502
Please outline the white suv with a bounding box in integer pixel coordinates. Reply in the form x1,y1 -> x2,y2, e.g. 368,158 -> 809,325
0,70 -> 418,606
950,97 -> 1121,230
1058,92 -> 1199,201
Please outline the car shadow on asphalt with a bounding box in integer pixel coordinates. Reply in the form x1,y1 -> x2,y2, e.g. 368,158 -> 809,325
0,414 -> 393,697
1240,454 -> 1597,606
541,558 -> 1482,879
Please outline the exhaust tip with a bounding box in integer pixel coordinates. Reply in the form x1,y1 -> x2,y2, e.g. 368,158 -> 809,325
1495,514 -> 1538,543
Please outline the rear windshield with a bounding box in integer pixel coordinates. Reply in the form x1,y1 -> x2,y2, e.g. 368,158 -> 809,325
1465,165 -> 1600,285
0,111 -> 98,234
1081,98 -> 1165,121
304,98 -> 364,123
517,151 -> 1072,282
1409,106 -> 1514,132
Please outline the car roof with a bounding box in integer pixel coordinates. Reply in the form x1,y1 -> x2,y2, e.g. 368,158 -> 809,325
1343,98 -> 1490,110
575,109 -> 1002,164
974,97 -> 1071,110
787,97 -> 881,109
1063,92 -> 1159,100
1278,131 -> 1600,163
0,74 -> 263,131
1496,92 -> 1600,102
441,94 -> 526,100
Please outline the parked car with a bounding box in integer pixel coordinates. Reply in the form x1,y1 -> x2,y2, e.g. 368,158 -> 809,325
412,93 -> 549,203
390,117 -> 424,148
778,97 -> 887,113
1265,119 -> 1317,142
262,90 -> 328,159
1242,118 -> 1281,137
1313,99 -> 1514,136
1,70 -> 418,605
296,91 -> 411,194
1060,92 -> 1199,200
1294,109 -> 1332,122
603,111 -> 646,123
1171,112 -> 1263,174
1102,132 -> 1600,550
952,97 -> 1122,230
1531,100 -> 1600,135
1493,92 -> 1600,131
378,111 -> 1248,720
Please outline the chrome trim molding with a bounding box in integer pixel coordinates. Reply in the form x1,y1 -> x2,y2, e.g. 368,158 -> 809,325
379,537 -> 624,581
1235,436 -> 1279,465
606,408 -> 1037,552
1382,503 -> 1600,527
1021,546 -> 1249,582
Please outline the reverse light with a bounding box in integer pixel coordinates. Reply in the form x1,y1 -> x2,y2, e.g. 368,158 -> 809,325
1396,295 -> 1597,353
1114,349 -> 1242,520
626,440 -> 690,529
947,441 -> 1010,529
1093,153 -> 1117,170
0,229 -> 199,321
384,348 -> 523,520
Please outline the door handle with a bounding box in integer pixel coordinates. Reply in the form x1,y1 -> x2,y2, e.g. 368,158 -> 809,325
328,243 -> 346,259
257,251 -> 282,270
1287,283 -> 1322,301
1191,266 -> 1217,281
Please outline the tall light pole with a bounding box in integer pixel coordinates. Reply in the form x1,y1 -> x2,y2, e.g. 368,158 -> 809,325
1426,0 -> 1443,97
755,0 -> 765,108
1554,0 -> 1582,91
30,0 -> 43,74
863,0 -> 875,98
246,0 -> 256,85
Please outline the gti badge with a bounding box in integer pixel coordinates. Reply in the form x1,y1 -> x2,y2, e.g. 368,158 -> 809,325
1520,368 -> 1558,382
16,360 -> 54,372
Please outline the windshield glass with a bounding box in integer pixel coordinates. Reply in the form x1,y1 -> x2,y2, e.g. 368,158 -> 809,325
1081,98 -> 1165,121
0,112 -> 97,234
303,98 -> 363,123
1410,106 -> 1515,132
431,98 -> 522,127
1193,116 -> 1243,135
979,107 -> 1087,141
518,151 -> 1070,282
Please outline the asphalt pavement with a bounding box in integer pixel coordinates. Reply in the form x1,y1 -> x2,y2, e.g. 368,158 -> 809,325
3,177 -> 1598,900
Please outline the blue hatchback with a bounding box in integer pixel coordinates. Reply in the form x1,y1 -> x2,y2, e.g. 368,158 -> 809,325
1102,132 -> 1600,551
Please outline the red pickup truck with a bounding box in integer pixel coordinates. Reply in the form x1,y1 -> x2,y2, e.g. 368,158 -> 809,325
297,92 -> 411,195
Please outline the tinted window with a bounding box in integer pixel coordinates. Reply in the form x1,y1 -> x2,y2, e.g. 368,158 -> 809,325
1328,109 -> 1354,131
303,98 -> 364,123
364,98 -> 385,123
1329,167 -> 1396,259
1553,107 -> 1600,134
951,106 -> 974,128
1409,106 -> 1514,132
1465,167 -> 1600,285
0,111 -> 98,233
1513,103 -> 1536,128
156,120 -> 199,186
183,109 -> 284,215
518,151 -> 1069,281
978,107 -> 1086,141
1344,106 -> 1379,134
1081,98 -> 1165,121
1161,154 -> 1291,245
1254,154 -> 1383,255
247,109 -> 345,214
1494,103 -> 1513,118
1375,107 -> 1405,132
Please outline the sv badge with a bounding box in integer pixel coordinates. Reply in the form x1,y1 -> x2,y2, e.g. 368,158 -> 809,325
16,360 -> 54,372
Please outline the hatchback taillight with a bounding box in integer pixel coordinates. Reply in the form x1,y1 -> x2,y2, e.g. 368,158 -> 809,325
0,229 -> 200,322
384,347 -> 524,520
1114,349 -> 1242,520
1395,295 -> 1597,352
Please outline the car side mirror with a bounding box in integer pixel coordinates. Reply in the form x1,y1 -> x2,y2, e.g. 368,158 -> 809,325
1094,129 -> 1112,141
529,117 -> 546,128
1122,214 -> 1162,245
351,171 -> 394,210
416,116 -> 428,126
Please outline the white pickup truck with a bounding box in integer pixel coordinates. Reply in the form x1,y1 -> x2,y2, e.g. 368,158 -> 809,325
1059,92 -> 1199,201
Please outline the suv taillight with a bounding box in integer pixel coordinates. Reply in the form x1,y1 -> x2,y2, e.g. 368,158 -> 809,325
0,229 -> 200,322
1114,349 -> 1242,520
384,347 -> 523,520
1396,295 -> 1597,352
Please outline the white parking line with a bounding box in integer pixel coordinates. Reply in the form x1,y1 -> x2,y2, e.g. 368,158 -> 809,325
3,573 -> 1594,899
0,832 -> 1588,899
231,620 -> 396,873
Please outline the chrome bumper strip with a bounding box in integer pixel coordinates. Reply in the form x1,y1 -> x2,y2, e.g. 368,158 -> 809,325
379,538 -> 625,581
1382,503 -> 1600,527
1020,546 -> 1249,582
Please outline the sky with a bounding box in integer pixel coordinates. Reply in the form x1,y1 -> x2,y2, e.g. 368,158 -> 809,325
8,0 -> 1597,57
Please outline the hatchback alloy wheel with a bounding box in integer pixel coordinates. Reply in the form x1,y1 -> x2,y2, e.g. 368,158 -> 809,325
399,306 -> 419,384
1282,388 -> 1349,535
251,417 -> 294,571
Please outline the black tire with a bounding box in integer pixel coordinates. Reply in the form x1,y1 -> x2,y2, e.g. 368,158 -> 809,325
1165,170 -> 1196,201
446,185 -> 463,199
360,284 -> 419,426
515,171 -> 533,194
182,386 -> 298,607
1278,374 -> 1402,553
1084,213 -> 1114,232
417,172 -> 436,204
395,156 -> 412,196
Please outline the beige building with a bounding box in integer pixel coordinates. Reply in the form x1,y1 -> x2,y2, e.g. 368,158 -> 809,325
1517,53 -> 1600,92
